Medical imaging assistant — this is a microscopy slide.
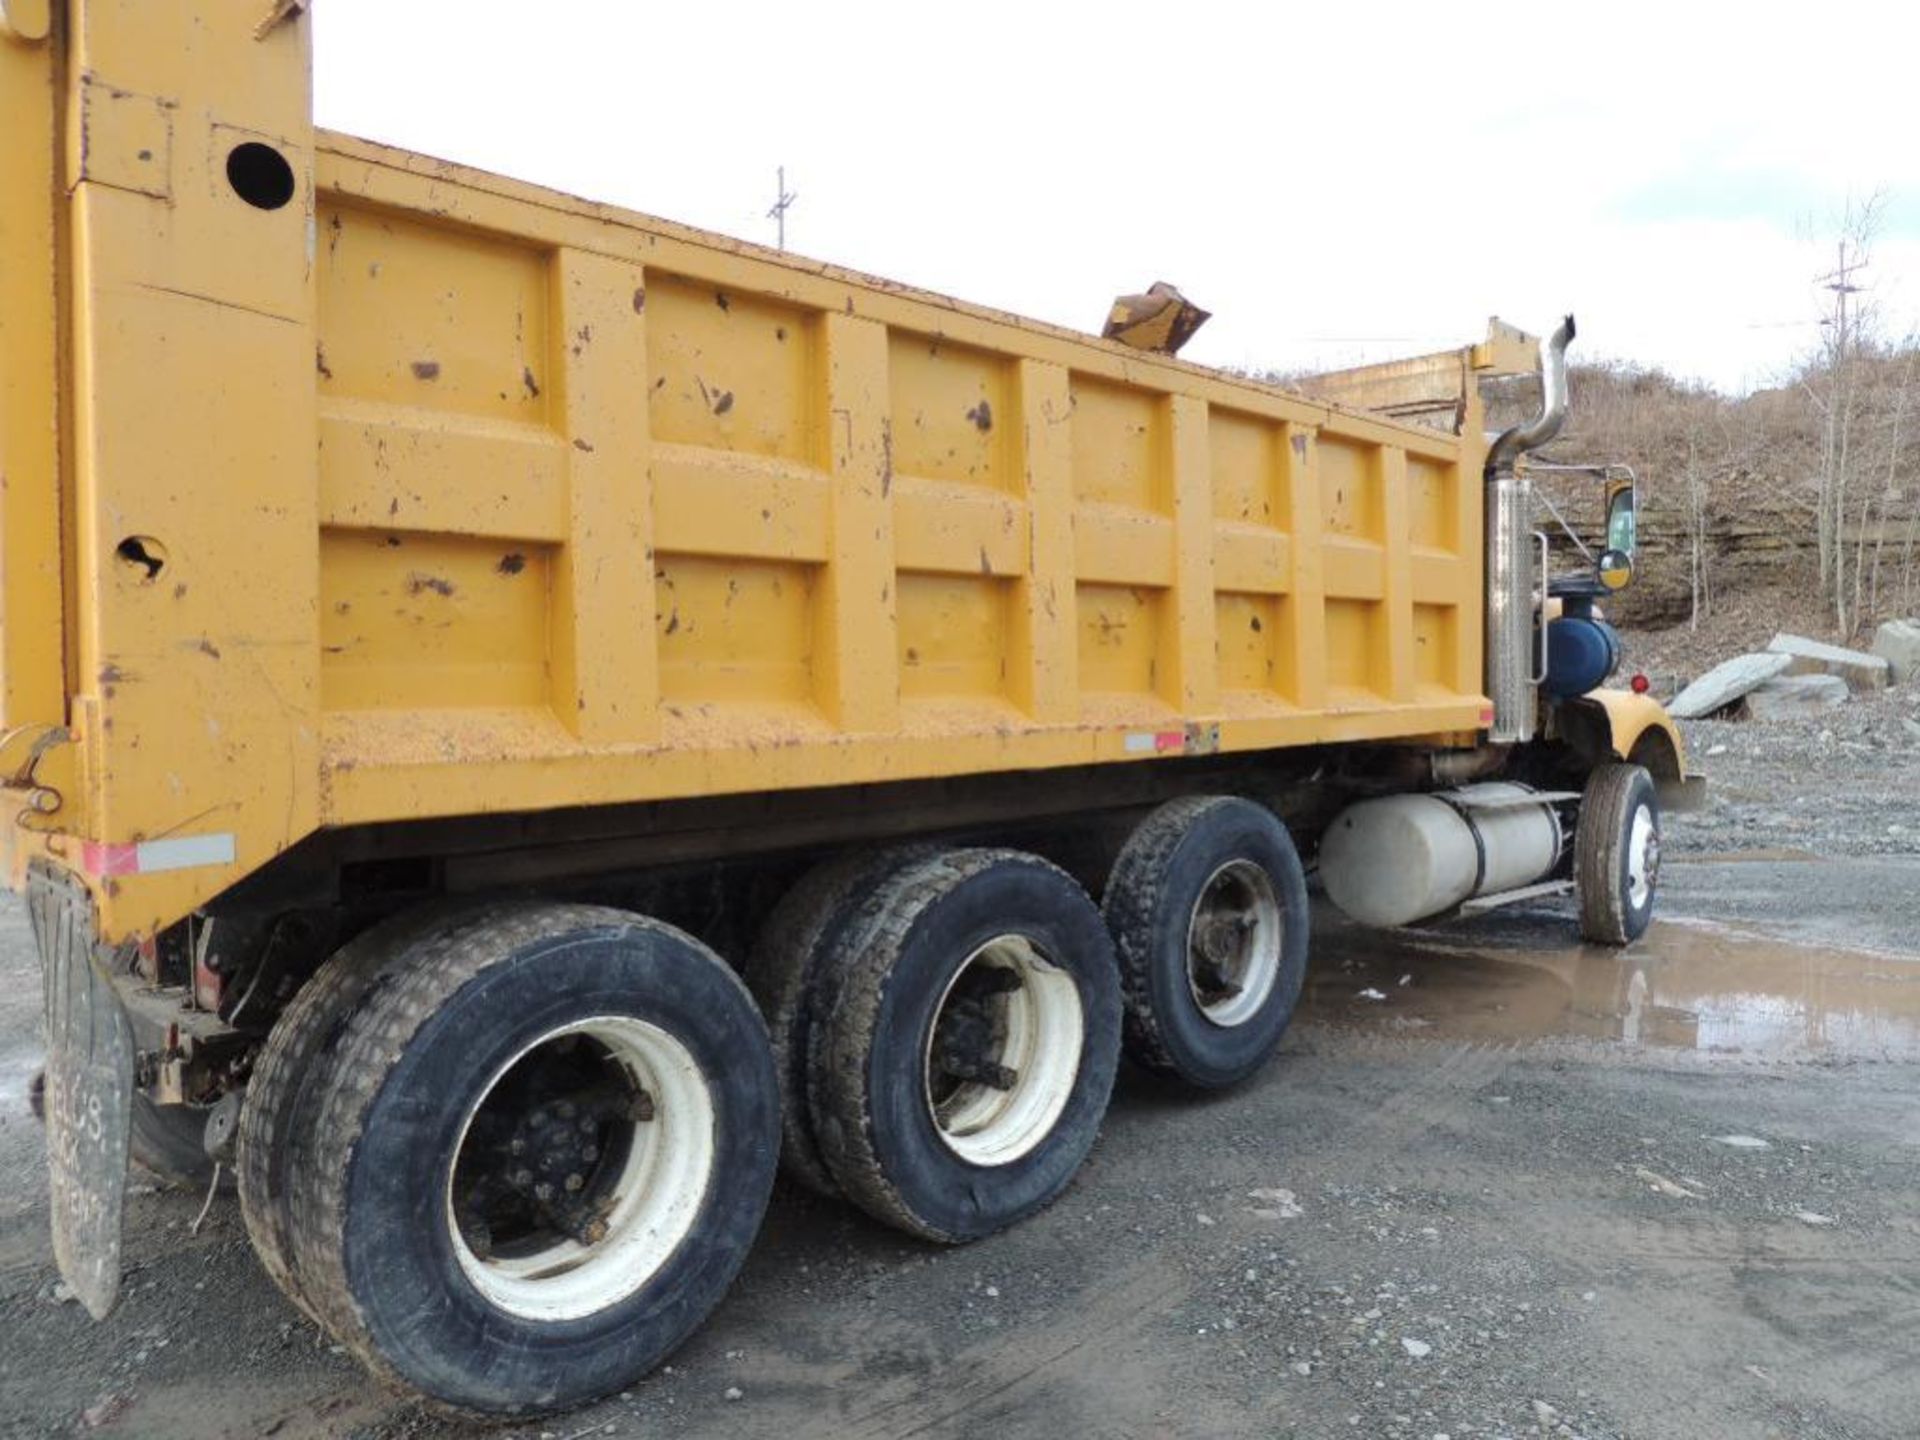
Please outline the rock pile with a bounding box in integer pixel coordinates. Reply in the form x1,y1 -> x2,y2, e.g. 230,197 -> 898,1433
1669,653 -> 1790,719
1766,632 -> 1892,693
1667,625 -> 1912,723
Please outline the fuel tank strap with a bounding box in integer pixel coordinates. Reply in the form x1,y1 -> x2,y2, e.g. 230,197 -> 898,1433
1429,792 -> 1488,894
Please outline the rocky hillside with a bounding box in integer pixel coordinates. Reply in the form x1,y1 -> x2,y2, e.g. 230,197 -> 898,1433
1490,356 -> 1920,643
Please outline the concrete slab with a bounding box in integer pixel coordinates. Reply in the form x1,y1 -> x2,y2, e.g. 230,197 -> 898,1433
1745,673 -> 1850,720
1669,651 -> 1792,719
1766,632 -> 1892,693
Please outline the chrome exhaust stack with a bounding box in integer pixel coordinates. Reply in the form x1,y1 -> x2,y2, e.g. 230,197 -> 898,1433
1484,316 -> 1575,745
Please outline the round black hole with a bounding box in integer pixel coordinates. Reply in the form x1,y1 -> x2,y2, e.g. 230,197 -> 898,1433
115,536 -> 168,580
226,142 -> 296,211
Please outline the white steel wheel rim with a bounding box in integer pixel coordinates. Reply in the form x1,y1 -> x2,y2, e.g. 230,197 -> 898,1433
922,935 -> 1084,1168
445,1015 -> 715,1322
1626,803 -> 1659,911
1184,859 -> 1283,1028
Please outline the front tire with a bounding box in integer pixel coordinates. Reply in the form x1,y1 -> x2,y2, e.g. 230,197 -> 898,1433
1575,762 -> 1660,945
277,903 -> 779,1416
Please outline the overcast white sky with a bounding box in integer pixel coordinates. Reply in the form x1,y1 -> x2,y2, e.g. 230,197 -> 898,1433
314,2 -> 1920,395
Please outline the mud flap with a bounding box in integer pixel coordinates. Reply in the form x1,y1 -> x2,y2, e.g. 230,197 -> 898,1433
27,862 -> 133,1319
1658,773 -> 1708,813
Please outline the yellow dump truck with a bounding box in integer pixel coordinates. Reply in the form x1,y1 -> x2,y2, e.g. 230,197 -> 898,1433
3,1 -> 1693,1416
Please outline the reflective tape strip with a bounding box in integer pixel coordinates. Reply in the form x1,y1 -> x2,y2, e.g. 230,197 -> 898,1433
80,833 -> 236,878
1123,730 -> 1187,755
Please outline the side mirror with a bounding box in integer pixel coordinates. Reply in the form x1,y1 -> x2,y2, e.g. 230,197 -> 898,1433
1605,481 -> 1637,560
1597,547 -> 1634,591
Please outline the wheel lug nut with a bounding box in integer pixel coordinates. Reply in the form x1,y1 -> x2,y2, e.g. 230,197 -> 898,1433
508,1137 -> 526,1155
533,1181 -> 554,1202
564,1172 -> 584,1193
511,1168 -> 532,1189
582,1145 -> 599,1163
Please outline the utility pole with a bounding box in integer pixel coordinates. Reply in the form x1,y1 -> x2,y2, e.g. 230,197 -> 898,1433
1819,239 -> 1863,357
1816,237 -> 1867,626
767,166 -> 798,252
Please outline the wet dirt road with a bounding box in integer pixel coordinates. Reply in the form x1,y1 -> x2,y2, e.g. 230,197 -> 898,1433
1,849 -> 1918,1439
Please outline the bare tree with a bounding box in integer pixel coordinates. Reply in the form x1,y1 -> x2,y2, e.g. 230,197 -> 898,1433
1864,343 -> 1919,623
1807,195 -> 1885,636
1680,429 -> 1715,629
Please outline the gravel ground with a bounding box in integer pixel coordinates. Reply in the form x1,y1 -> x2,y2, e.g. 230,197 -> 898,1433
1,716 -> 1917,1440
1622,614 -> 1920,861
1671,683 -> 1920,861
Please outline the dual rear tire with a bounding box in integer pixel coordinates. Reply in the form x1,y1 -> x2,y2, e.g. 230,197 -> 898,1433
238,904 -> 778,1417
802,850 -> 1122,1242
1103,797 -> 1310,1090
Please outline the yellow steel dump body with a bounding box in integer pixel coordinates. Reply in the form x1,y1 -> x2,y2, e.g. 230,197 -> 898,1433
0,4 -> 1490,944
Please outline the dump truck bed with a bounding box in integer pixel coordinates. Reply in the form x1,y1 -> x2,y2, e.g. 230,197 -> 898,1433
310,134 -> 1489,788
0,8 -> 1489,942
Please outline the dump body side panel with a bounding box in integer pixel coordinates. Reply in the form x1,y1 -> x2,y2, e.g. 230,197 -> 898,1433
310,134 -> 1488,827
18,6 -> 1491,943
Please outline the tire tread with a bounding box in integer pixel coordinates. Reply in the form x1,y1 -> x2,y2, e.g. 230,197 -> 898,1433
283,902 -> 683,1388
237,907 -> 465,1320
1102,796 -> 1236,1079
1575,762 -> 1656,945
743,846 -> 928,1195
808,851 -> 984,1241
807,849 -> 1113,1244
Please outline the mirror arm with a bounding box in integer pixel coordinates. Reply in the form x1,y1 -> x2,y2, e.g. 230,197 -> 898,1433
1531,485 -> 1597,568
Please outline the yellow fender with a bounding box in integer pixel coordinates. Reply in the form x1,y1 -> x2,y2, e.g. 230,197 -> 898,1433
1565,688 -> 1705,811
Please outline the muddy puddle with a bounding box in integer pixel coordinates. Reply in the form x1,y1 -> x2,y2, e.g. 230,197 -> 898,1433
1301,908 -> 1920,1059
